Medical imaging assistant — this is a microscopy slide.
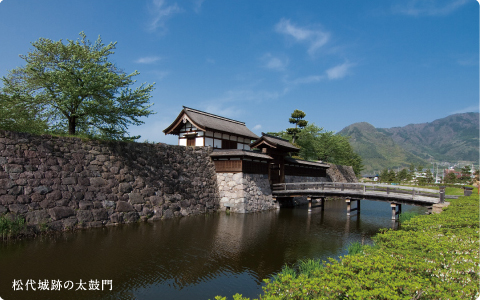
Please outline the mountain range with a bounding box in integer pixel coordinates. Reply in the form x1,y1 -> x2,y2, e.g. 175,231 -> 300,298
338,112 -> 479,174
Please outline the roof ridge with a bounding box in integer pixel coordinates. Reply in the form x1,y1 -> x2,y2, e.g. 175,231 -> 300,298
183,106 -> 246,125
262,132 -> 290,142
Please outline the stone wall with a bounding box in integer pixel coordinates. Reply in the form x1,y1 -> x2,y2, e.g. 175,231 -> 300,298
326,164 -> 358,183
0,130 -> 219,232
217,173 -> 276,213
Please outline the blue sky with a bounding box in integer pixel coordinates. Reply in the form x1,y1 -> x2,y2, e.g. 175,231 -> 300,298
0,0 -> 478,144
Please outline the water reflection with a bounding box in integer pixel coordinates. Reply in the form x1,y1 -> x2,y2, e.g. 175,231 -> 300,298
0,199 -> 426,300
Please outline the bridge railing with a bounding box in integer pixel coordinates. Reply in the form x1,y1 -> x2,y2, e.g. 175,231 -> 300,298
272,182 -> 445,202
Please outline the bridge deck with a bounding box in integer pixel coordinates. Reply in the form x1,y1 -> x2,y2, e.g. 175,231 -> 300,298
272,182 -> 446,206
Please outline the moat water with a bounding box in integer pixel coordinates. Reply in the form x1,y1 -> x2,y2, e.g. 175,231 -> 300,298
0,199 -> 426,300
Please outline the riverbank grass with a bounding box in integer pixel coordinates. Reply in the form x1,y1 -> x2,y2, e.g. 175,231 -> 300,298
0,215 -> 27,240
216,194 -> 479,299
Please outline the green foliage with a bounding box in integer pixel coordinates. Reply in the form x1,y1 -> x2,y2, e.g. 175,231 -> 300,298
380,168 -> 397,183
398,211 -> 420,223
0,92 -> 49,134
271,123 -> 364,176
460,165 -> 473,184
347,241 -> 364,255
396,168 -> 408,181
0,32 -> 155,141
445,172 -> 458,184
425,169 -> 434,184
218,195 -> 479,299
0,215 -> 26,239
286,109 -> 308,143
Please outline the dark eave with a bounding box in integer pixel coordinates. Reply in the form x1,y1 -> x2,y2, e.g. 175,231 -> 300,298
210,149 -> 273,160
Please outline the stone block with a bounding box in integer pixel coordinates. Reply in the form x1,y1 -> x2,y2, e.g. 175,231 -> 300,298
0,194 -> 16,205
61,177 -> 77,185
77,210 -> 94,223
118,182 -> 133,193
89,177 -> 106,187
49,207 -> 74,220
46,190 -> 62,201
25,210 -> 50,225
39,199 -> 55,209
5,164 -> 23,173
124,211 -> 139,223
63,218 -> 78,230
163,209 -> 173,219
149,195 -> 163,206
8,203 -> 28,214
0,178 -> 15,189
34,186 -> 52,195
129,193 -> 144,204
116,201 -> 134,212
102,200 -> 115,209
79,201 -> 94,210
109,212 -> 123,224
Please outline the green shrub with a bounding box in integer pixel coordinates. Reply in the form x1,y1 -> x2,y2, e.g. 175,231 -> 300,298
0,215 -> 26,239
347,241 -> 364,255
398,211 -> 420,223
217,195 -> 480,299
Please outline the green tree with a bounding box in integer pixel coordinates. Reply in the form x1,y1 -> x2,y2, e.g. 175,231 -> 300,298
445,172 -> 457,184
296,124 -> 363,175
0,32 -> 155,141
0,92 -> 48,134
425,169 -> 434,184
460,165 -> 472,183
388,169 -> 397,183
267,123 -> 364,176
380,169 -> 389,183
397,168 -> 408,182
286,109 -> 307,144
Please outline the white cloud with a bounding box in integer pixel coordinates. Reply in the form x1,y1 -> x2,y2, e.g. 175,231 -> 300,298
193,0 -> 205,13
135,56 -> 162,64
262,53 -> 288,71
451,105 -> 480,114
148,0 -> 183,32
326,62 -> 354,80
392,0 -> 469,16
291,75 -> 324,85
275,18 -> 330,56
253,124 -> 262,130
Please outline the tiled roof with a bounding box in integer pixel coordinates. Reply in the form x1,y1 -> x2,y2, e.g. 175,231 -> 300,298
163,107 -> 259,140
284,156 -> 330,169
250,133 -> 299,152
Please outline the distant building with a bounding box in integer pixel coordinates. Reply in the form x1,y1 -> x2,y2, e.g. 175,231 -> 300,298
363,174 -> 378,181
444,168 -> 462,179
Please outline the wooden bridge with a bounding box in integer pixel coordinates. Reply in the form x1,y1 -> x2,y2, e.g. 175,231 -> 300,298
272,182 -> 449,220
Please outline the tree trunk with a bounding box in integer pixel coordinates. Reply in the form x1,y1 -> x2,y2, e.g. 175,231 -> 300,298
68,116 -> 76,135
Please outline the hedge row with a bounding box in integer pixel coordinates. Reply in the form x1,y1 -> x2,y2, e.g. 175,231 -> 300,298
217,195 -> 479,299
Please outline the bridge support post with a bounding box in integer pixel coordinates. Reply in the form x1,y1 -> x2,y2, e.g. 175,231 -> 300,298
439,186 -> 445,204
307,197 -> 312,212
319,197 -> 325,211
346,198 -> 360,216
391,203 -> 401,220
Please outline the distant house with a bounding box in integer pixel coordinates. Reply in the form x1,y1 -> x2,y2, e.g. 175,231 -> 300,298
163,106 -> 258,149
444,168 -> 462,179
